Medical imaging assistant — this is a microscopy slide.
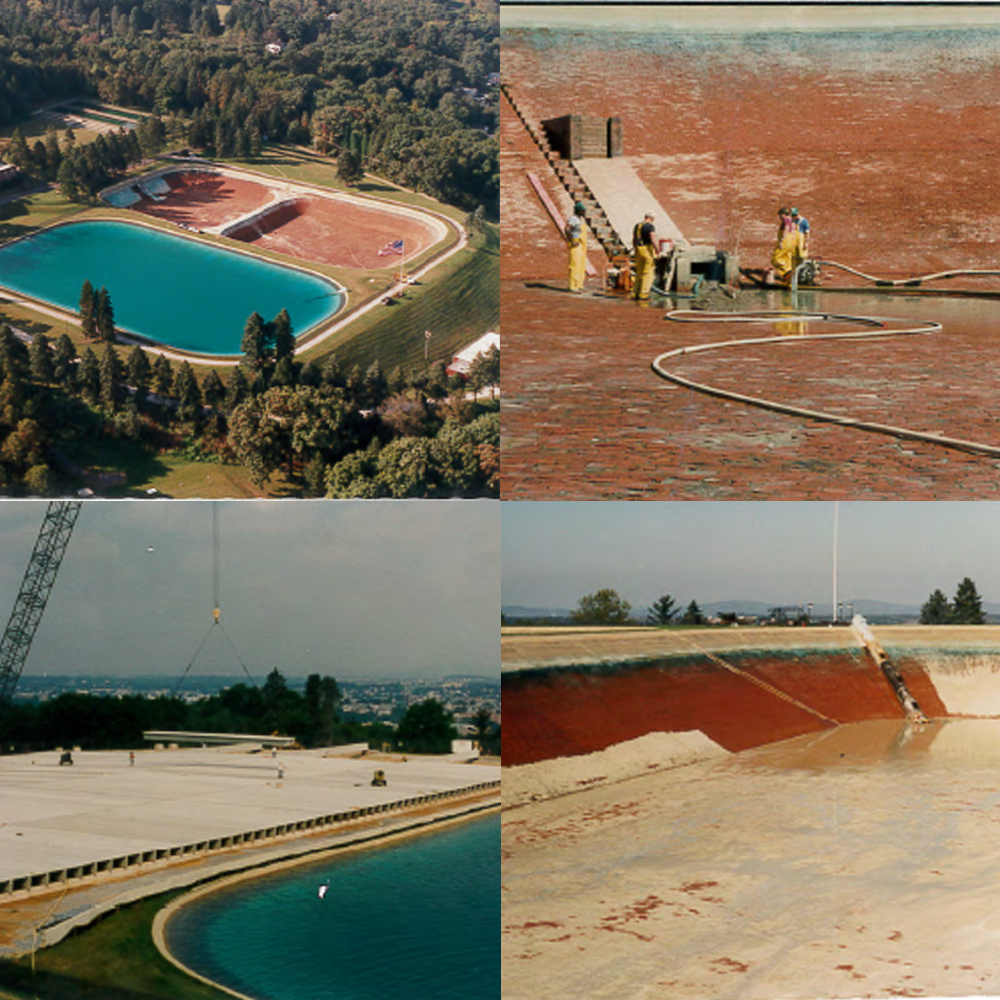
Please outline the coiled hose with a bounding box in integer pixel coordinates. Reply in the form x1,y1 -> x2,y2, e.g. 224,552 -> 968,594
651,309 -> 1000,459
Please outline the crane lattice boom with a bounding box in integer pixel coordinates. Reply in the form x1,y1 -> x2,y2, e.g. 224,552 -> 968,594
0,501 -> 83,704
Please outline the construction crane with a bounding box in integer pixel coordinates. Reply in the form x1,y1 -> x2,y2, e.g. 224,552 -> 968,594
0,501 -> 83,705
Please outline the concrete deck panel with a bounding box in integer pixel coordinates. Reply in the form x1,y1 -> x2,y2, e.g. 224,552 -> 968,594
0,746 -> 498,886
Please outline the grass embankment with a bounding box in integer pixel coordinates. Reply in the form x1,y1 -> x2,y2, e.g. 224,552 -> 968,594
0,891 -> 230,1000
304,221 -> 499,372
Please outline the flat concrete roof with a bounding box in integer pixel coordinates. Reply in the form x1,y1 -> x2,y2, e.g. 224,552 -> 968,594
0,745 -> 498,884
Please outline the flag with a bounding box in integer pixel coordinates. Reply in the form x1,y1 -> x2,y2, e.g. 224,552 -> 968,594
378,238 -> 404,257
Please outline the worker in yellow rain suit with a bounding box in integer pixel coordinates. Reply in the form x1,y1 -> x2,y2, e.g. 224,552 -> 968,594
768,205 -> 806,283
631,212 -> 657,300
565,201 -> 588,292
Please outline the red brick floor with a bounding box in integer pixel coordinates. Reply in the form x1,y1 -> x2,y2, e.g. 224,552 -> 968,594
501,24 -> 1000,498
501,282 -> 1000,499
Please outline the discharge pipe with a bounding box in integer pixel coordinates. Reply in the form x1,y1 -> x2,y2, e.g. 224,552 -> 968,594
792,259 -> 1000,294
851,614 -> 928,724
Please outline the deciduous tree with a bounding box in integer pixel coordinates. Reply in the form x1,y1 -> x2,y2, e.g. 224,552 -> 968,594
571,589 -> 632,626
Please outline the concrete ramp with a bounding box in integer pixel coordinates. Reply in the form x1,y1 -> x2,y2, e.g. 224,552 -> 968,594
574,157 -> 688,248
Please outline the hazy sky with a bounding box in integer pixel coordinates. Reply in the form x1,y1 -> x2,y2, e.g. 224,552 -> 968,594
502,502 -> 1000,612
501,4 -> 1000,32
0,501 -> 498,681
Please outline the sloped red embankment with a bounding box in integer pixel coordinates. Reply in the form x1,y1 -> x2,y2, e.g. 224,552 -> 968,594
503,649 -> 950,766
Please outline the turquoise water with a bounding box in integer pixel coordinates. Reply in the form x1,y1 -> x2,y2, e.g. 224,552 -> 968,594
165,815 -> 499,1000
0,220 -> 342,354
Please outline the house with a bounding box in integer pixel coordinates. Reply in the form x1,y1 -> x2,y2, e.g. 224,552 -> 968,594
265,42 -> 284,55
446,331 -> 499,378
0,161 -> 18,187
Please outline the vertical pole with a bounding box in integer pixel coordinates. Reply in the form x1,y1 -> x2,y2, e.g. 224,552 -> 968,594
832,501 -> 839,623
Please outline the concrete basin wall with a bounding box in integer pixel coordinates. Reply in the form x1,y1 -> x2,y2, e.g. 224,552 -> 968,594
502,626 -> 1000,766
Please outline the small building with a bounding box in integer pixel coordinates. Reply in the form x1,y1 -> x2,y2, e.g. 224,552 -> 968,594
541,114 -> 623,160
0,161 -> 19,187
446,331 -> 499,379
265,42 -> 284,55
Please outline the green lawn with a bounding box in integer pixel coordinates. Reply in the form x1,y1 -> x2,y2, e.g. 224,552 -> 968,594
0,891 -> 231,1000
306,223 -> 499,372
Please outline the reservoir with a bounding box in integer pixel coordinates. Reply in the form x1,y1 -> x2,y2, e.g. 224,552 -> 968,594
166,814 -> 498,1000
0,220 -> 342,354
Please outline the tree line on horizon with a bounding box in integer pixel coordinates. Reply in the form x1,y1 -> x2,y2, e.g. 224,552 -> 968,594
0,667 -> 500,756
919,577 -> 986,625
498,589 -> 709,628
0,0 -> 497,216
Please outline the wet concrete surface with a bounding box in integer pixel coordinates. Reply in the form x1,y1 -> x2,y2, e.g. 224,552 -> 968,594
503,718 -> 1000,1000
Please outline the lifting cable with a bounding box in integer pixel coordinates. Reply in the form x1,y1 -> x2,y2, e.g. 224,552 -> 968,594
173,504 -> 257,697
651,309 -> 1000,460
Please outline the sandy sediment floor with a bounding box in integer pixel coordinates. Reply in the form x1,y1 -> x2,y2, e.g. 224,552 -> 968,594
503,718 -> 1000,1000
502,731 -> 728,808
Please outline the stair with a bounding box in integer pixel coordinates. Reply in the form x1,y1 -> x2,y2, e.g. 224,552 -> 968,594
501,81 -> 627,258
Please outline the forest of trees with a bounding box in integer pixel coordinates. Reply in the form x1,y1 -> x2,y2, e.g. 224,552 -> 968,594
0,312 -> 499,497
0,668 -> 501,756
0,0 -> 498,214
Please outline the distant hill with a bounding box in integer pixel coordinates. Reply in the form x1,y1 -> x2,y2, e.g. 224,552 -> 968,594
503,597 -> 1000,625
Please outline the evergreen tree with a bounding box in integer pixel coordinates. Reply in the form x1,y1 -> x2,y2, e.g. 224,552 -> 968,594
173,360 -> 203,420
126,346 -> 152,401
952,577 -> 985,625
53,335 -> 77,387
647,595 -> 678,626
241,311 -> 269,373
97,287 -> 115,342
299,360 -> 321,388
43,129 -> 62,180
78,347 -> 101,405
153,353 -> 174,397
272,308 -> 294,364
920,589 -> 952,625
681,600 -> 706,626
272,355 -> 297,388
58,155 -> 80,201
79,280 -> 97,341
99,343 -> 123,412
337,147 -> 364,185
202,368 -> 226,408
6,128 -> 30,170
224,365 -> 250,410
29,334 -> 54,385
320,354 -> 343,389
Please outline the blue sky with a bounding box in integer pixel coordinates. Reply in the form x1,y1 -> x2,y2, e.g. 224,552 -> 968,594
0,501 -> 498,680
502,502 -> 1000,612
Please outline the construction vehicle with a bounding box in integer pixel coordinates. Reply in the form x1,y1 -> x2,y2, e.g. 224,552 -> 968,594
371,769 -> 387,787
